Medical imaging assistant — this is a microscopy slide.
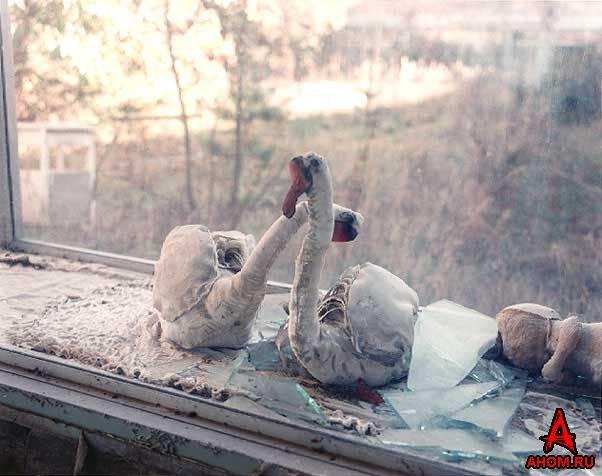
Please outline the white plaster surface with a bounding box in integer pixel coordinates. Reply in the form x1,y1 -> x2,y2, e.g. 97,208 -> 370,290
0,252 -> 288,386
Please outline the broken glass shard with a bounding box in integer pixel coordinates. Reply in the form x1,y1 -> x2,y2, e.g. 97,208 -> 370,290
249,294 -> 288,343
377,427 -> 547,465
502,429 -> 543,456
377,428 -> 517,463
227,369 -> 326,424
197,360 -> 242,389
466,360 -> 493,384
249,318 -> 286,344
244,295 -> 287,371
246,339 -> 280,371
469,358 -> 528,386
382,381 -> 499,429
408,300 -> 498,391
445,383 -> 526,437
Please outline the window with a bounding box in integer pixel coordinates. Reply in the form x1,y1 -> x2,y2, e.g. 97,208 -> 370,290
1,1 -> 601,474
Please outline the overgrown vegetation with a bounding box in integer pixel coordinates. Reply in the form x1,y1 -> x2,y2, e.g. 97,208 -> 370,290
13,1 -> 601,320
28,73 -> 599,320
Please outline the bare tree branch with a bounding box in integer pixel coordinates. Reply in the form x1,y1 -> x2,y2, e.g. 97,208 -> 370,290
163,0 -> 197,212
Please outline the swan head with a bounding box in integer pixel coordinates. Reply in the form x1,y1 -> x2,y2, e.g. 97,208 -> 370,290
283,153 -> 362,242
283,153 -> 325,218
332,205 -> 363,242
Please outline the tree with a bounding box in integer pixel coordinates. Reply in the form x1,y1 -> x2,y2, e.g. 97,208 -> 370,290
162,0 -> 202,212
202,0 -> 286,228
10,0 -> 100,121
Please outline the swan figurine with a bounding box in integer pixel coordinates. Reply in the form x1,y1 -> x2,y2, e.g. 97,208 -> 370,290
153,199 -> 362,349
282,153 -> 419,387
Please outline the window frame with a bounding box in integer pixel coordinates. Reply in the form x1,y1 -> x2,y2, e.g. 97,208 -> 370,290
0,0 -> 20,248
0,3 -> 475,474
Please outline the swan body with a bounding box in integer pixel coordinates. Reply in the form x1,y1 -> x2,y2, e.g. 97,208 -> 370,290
284,153 -> 418,386
154,201 -> 361,349
324,262 -> 418,366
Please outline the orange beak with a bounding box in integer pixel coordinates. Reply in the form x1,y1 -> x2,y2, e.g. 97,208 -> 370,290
282,160 -> 309,218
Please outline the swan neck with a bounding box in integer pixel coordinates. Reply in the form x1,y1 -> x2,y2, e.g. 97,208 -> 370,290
288,165 -> 334,353
307,170 -> 334,248
231,202 -> 309,300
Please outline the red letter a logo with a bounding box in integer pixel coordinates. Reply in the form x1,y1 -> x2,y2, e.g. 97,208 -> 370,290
539,408 -> 578,455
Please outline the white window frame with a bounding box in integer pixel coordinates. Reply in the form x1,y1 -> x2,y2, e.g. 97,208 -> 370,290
0,3 -> 473,474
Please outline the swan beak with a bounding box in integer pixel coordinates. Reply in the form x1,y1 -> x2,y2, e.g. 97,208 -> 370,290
283,158 -> 309,218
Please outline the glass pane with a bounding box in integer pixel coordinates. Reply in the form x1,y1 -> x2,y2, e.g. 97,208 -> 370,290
6,1 -> 601,473
407,300 -> 498,390
9,1 -> 599,315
